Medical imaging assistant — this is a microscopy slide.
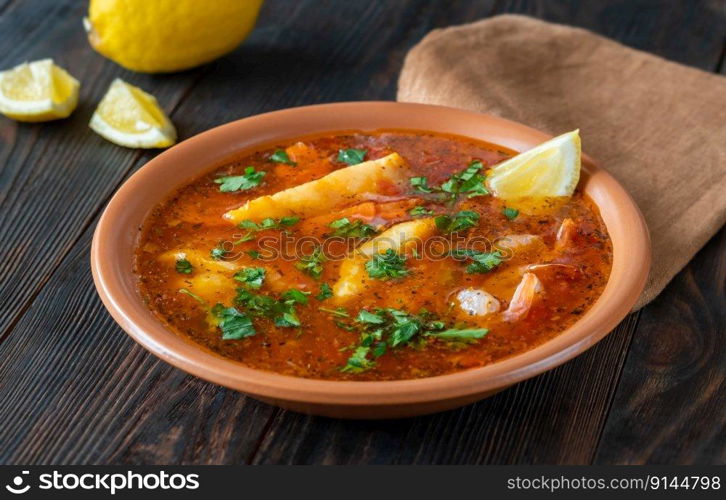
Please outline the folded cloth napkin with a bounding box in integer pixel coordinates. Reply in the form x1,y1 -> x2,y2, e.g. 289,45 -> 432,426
398,14 -> 726,310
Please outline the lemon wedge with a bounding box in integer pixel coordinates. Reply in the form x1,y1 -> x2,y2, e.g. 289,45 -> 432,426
89,79 -> 176,148
486,130 -> 581,201
0,59 -> 80,122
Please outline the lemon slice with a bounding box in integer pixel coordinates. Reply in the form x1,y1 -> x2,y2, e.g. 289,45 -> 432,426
89,79 -> 176,148
0,59 -> 80,122
486,130 -> 581,200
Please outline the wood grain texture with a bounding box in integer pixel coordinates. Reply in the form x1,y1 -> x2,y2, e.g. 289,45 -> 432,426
0,0 -> 206,338
595,229 -> 726,465
0,0 -> 723,465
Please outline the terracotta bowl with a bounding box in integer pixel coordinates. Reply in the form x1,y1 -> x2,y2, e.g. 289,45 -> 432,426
91,102 -> 650,419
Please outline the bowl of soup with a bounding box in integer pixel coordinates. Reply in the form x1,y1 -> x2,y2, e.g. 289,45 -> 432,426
91,102 -> 650,418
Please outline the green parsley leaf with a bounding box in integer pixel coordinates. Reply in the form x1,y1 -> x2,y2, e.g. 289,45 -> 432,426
451,249 -> 503,274
215,166 -> 266,192
365,249 -> 409,280
410,176 -> 433,193
328,217 -> 378,238
282,289 -> 311,305
214,306 -> 255,340
270,149 -> 296,165
247,250 -> 261,259
319,306 -> 350,318
295,246 -> 326,279
503,207 -> 519,220
175,258 -> 193,274
356,309 -> 386,324
178,288 -> 206,305
427,328 -> 489,340
236,216 -> 299,242
210,246 -> 227,260
316,283 -> 333,301
337,148 -> 367,165
234,267 -> 266,289
341,346 -> 375,373
434,210 -> 480,233
409,205 -> 433,217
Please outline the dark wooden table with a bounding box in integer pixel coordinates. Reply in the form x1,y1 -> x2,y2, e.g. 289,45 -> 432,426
0,0 -> 723,465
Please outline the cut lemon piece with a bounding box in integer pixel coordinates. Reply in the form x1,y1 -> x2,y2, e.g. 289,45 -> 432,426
486,130 -> 581,200
0,59 -> 80,122
89,78 -> 176,148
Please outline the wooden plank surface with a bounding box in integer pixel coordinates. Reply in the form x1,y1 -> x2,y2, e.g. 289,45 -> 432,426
0,0 -> 723,464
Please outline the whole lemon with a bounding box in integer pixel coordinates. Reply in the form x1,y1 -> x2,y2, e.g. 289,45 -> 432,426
85,0 -> 264,73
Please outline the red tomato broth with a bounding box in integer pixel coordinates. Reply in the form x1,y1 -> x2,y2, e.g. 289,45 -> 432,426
135,131 -> 612,380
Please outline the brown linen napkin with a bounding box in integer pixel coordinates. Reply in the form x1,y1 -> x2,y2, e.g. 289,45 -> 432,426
397,14 -> 726,310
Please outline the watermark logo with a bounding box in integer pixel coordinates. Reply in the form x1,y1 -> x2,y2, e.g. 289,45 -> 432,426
5,470 -> 30,495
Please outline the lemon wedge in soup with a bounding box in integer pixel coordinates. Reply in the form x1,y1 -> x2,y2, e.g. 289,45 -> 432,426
89,79 -> 176,149
486,130 -> 581,201
0,59 -> 80,122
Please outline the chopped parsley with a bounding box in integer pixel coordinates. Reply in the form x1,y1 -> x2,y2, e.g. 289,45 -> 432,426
210,246 -> 227,260
434,210 -> 480,233
316,283 -> 333,301
175,258 -> 193,274
237,216 -> 300,242
282,289 -> 311,305
235,289 -> 303,329
212,305 -> 256,340
451,249 -> 503,274
215,166 -> 266,192
427,328 -> 489,340
339,308 -> 489,373
337,148 -> 367,165
365,249 -> 409,280
441,160 -> 489,198
341,346 -> 376,373
409,205 -> 433,217
234,267 -> 266,289
295,246 -> 326,278
247,249 -> 261,259
270,149 -> 296,165
409,160 -> 489,200
503,207 -> 519,220
319,306 -> 350,318
410,176 -> 434,193
328,217 -> 378,239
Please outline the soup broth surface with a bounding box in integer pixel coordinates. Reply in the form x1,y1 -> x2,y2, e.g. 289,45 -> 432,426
136,131 -> 612,380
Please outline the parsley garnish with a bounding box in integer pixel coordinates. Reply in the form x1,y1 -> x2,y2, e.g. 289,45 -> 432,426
337,148 -> 367,165
441,160 -> 489,198
409,160 -> 489,200
427,328 -> 489,340
212,305 -> 256,340
215,166 -> 266,192
234,289 -> 304,329
175,258 -> 193,274
410,176 -> 434,193
316,283 -> 333,301
339,308 -> 488,373
434,210 -> 480,233
282,289 -> 311,305
236,216 -> 300,242
247,250 -> 261,259
341,346 -> 376,373
503,207 -> 519,220
295,246 -> 326,279
451,249 -> 503,274
328,217 -> 378,239
409,205 -> 433,217
365,249 -> 409,280
234,267 -> 265,289
270,149 -> 296,165
210,246 -> 227,260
